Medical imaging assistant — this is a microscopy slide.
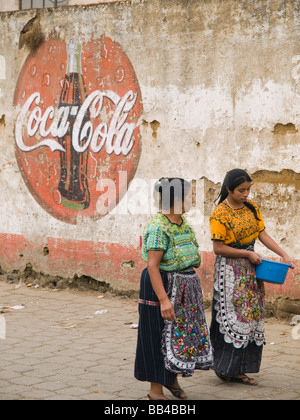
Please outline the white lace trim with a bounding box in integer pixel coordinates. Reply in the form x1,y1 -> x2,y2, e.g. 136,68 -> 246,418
214,256 -> 265,349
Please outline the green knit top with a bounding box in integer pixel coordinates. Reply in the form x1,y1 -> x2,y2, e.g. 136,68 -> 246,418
142,213 -> 201,272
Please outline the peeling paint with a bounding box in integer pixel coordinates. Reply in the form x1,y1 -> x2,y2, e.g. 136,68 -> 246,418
0,1 -> 299,295
150,120 -> 160,139
0,55 -> 5,80
273,123 -> 298,134
0,114 -> 5,127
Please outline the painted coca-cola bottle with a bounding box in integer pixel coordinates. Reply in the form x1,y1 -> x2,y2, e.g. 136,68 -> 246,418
58,40 -> 90,210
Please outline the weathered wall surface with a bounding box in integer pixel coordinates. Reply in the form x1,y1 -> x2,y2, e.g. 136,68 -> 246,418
0,0 -> 18,12
68,0 -> 127,4
0,0 -> 125,12
0,0 -> 299,298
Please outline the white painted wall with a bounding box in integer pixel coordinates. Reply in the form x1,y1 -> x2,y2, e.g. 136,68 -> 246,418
0,0 -> 299,292
68,0 -> 127,4
0,0 -> 19,12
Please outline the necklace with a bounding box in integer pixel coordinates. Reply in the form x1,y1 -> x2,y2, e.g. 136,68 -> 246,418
225,198 -> 244,211
225,199 -> 245,221
224,199 -> 247,244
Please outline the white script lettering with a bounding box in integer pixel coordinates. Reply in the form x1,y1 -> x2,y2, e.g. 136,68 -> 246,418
15,90 -> 138,156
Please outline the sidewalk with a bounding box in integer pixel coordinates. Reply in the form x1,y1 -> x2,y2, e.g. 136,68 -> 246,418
0,280 -> 299,400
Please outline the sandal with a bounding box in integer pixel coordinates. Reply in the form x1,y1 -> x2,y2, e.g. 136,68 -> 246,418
147,393 -> 169,400
233,374 -> 258,386
215,372 -> 232,383
165,385 -> 187,400
216,372 -> 257,386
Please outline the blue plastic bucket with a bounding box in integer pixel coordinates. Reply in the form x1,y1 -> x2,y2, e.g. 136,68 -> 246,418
255,259 -> 292,284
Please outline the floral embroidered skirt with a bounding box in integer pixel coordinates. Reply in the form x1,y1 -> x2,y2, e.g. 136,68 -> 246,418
210,255 -> 265,377
162,270 -> 214,376
134,268 -> 213,385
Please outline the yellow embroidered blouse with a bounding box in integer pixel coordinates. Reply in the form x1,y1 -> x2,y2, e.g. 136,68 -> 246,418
210,199 -> 265,245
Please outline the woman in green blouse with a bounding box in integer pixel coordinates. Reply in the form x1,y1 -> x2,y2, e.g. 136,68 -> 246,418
134,178 -> 213,400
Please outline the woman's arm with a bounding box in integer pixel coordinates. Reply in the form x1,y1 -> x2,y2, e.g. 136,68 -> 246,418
213,240 -> 263,265
258,230 -> 294,267
147,251 -> 176,322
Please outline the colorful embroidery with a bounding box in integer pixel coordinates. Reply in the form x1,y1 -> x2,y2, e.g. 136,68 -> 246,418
142,213 -> 201,271
213,255 -> 265,349
161,272 -> 213,377
172,318 -> 210,361
138,299 -> 160,307
210,199 -> 265,245
233,275 -> 263,322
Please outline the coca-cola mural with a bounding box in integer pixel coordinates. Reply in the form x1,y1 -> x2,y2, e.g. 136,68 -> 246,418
14,37 -> 143,224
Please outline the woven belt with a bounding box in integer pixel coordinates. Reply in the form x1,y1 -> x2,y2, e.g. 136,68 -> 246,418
139,299 -> 160,307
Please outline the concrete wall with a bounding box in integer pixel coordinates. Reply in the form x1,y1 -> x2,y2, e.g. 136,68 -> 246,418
68,0 -> 127,4
0,0 -> 19,12
0,0 -> 126,12
0,0 -> 299,298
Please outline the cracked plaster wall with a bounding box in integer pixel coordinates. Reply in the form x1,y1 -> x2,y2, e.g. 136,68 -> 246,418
0,0 -> 299,293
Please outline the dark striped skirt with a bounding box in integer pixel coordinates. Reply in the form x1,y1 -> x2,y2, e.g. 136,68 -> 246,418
134,269 -> 176,386
210,302 -> 263,377
134,268 -> 213,386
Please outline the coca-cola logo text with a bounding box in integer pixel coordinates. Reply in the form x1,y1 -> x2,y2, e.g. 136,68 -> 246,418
14,38 -> 143,224
16,90 -> 138,156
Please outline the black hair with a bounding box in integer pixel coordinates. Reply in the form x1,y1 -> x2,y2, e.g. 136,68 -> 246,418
155,178 -> 191,211
216,168 -> 260,220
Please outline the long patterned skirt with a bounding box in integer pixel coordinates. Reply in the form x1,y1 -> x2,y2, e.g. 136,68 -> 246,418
134,268 -> 213,386
210,255 -> 265,378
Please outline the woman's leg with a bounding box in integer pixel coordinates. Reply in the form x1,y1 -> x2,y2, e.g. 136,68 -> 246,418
135,269 -> 177,396
165,376 -> 187,399
149,377 -> 188,400
148,382 -> 169,400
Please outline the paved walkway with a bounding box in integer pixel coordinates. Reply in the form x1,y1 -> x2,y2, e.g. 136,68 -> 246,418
0,281 -> 299,400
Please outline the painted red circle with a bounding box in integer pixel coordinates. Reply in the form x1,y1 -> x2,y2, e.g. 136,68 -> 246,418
14,37 -> 143,224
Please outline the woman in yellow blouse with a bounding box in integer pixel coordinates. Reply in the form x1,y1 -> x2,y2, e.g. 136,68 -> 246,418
210,169 -> 293,385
